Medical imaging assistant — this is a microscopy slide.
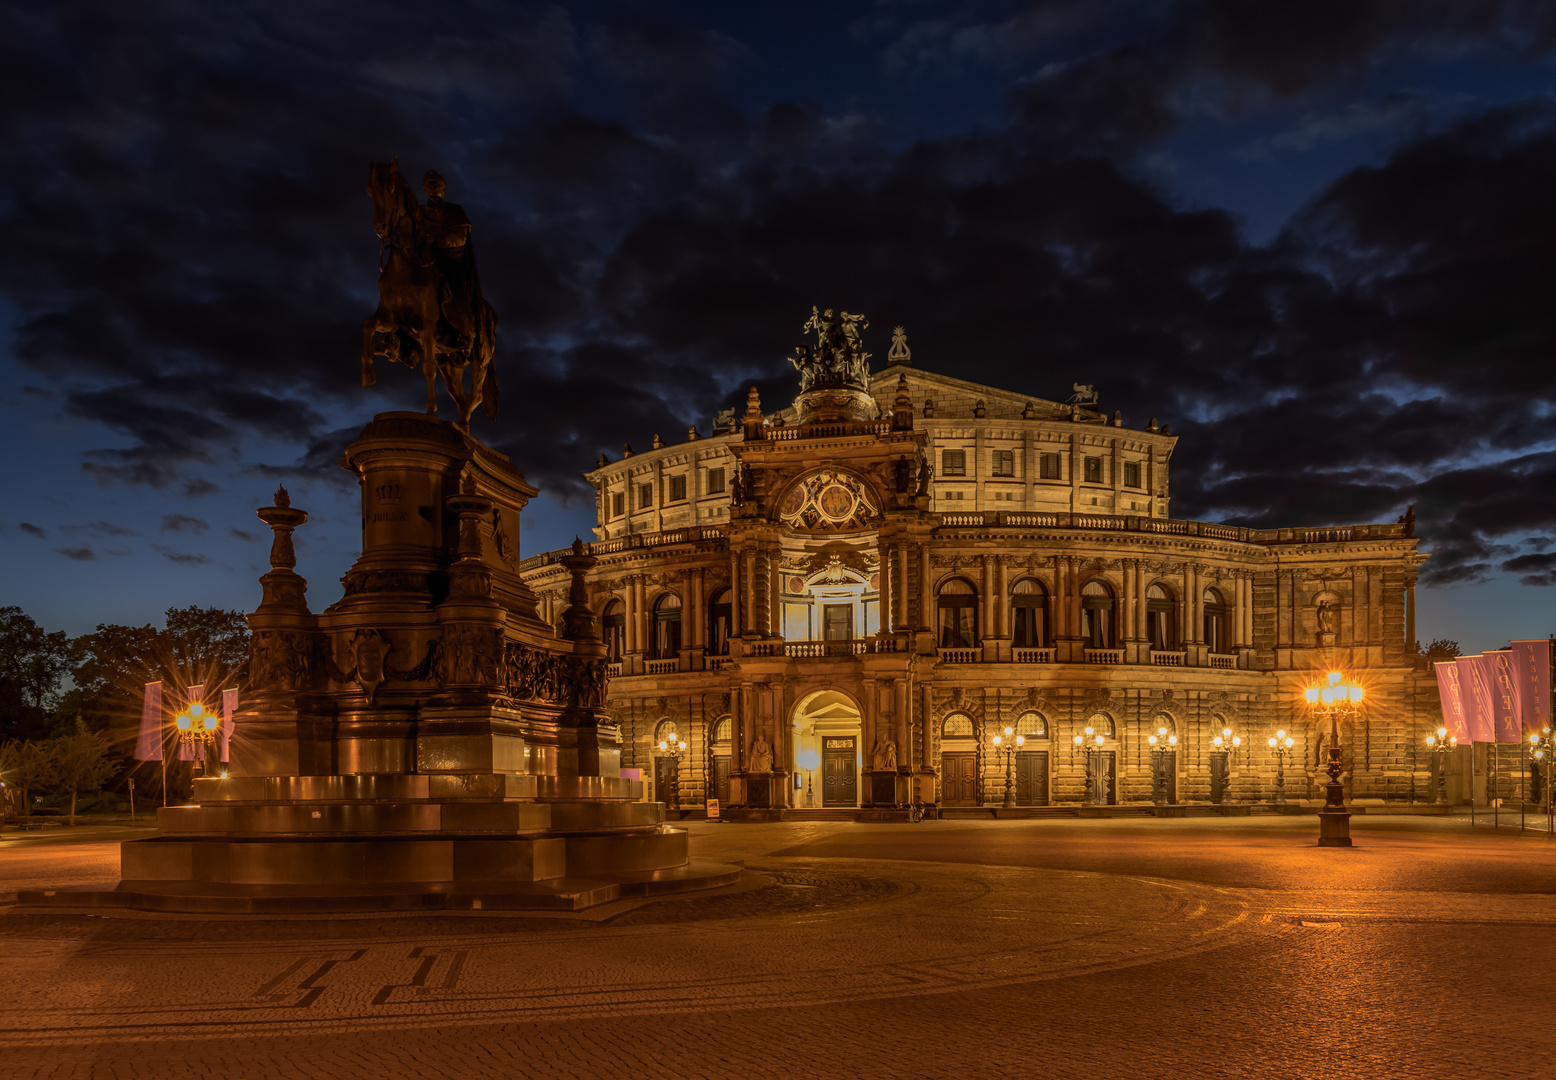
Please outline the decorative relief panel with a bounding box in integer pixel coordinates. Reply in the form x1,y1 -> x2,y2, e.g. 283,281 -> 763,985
777,469 -> 880,532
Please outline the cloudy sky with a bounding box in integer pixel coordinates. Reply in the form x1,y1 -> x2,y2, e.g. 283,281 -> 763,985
2,0 -> 1554,650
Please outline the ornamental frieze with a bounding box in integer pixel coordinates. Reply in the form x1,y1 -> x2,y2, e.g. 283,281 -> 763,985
501,640 -> 607,710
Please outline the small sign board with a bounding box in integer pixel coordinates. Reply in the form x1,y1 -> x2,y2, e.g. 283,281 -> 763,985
705,798 -> 720,819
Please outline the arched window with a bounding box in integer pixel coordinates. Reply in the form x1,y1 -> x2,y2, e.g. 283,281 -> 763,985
654,718 -> 680,745
708,588 -> 733,656
1081,580 -> 1116,649
1085,712 -> 1116,738
1015,711 -> 1047,739
710,715 -> 732,744
937,577 -> 979,648
942,713 -> 975,738
1150,713 -> 1177,740
650,593 -> 682,660
1203,587 -> 1230,653
1010,578 -> 1048,649
602,599 -> 626,662
1145,583 -> 1176,651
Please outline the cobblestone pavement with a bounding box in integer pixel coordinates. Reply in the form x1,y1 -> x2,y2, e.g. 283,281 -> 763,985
1,816 -> 1553,1079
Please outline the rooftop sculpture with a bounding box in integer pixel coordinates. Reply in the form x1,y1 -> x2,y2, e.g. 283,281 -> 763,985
789,306 -> 872,392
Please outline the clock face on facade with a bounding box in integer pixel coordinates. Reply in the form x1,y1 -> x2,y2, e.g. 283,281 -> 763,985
778,469 -> 879,531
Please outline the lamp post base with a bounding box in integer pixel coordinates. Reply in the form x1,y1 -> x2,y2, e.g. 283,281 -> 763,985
1317,809 -> 1353,847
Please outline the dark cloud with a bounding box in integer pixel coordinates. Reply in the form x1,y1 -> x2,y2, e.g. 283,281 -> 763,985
161,515 -> 210,535
54,547 -> 96,561
161,551 -> 210,566
18,523 -> 46,539
229,529 -> 258,543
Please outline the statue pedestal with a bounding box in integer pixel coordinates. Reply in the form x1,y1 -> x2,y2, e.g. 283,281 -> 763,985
20,413 -> 738,914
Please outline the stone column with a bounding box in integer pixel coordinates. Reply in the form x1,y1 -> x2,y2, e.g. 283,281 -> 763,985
728,550 -> 742,642
919,545 -> 932,632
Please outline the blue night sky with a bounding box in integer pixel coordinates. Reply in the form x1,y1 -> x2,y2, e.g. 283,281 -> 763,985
2,1 -> 1555,651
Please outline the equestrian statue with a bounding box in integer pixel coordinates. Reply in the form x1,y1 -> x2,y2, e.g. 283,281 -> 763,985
362,159 -> 499,429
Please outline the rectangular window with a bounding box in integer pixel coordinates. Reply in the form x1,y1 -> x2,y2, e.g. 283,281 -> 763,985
1084,456 -> 1103,484
1039,453 -> 1061,480
942,449 -> 966,476
992,450 -> 1015,477
706,467 -> 725,494
668,475 -> 687,502
637,483 -> 653,509
1124,461 -> 1141,488
611,492 -> 625,518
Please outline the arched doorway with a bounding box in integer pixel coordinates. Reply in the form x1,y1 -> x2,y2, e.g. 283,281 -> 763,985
1081,711 -> 1117,805
1013,711 -> 1049,805
940,712 -> 979,806
709,715 -> 732,807
652,717 -> 683,811
1147,712 -> 1179,804
791,690 -> 862,808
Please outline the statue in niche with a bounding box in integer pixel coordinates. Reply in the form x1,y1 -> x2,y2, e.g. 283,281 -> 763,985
361,159 -> 499,428
914,446 -> 933,497
894,455 -> 911,493
873,738 -> 898,771
749,735 -> 774,774
1316,599 -> 1337,635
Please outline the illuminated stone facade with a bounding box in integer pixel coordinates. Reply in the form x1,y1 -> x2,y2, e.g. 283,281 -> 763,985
520,345 -> 1437,815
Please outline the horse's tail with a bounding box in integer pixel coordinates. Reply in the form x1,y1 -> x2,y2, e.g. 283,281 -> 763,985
479,301 -> 500,421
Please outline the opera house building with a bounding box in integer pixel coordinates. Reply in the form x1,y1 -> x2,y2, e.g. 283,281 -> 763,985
519,317 -> 1434,817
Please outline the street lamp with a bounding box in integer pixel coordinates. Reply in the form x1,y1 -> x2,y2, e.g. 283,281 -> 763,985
1147,727 -> 1178,806
1267,730 -> 1295,805
1072,726 -> 1107,807
1303,669 -> 1365,847
797,747 -> 820,808
992,726 -> 1026,809
1424,727 -> 1458,806
1530,728 -> 1552,810
656,734 -> 688,812
175,699 -> 222,777
1209,727 -> 1241,805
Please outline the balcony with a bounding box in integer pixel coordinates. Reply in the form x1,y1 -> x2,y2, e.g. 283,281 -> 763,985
605,662 -> 622,678
645,658 -> 679,675
708,655 -> 732,671
937,647 -> 980,664
1084,648 -> 1123,664
1013,647 -> 1053,663
1209,653 -> 1238,670
1149,650 -> 1185,667
930,510 -> 1409,545
768,418 -> 892,441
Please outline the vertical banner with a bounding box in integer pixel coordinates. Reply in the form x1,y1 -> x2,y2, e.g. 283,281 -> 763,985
1434,662 -> 1469,745
134,681 -> 163,761
1511,639 -> 1553,732
1488,650 -> 1524,743
219,688 -> 238,763
178,684 -> 205,762
1457,656 -> 1497,743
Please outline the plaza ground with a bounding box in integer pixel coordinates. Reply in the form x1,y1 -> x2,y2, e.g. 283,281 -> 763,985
1,814 -> 1553,1079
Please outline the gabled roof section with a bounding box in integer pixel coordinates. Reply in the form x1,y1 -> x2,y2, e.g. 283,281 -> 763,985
866,366 -> 1103,423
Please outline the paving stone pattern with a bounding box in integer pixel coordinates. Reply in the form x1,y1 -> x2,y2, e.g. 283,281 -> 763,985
1,816 -> 1552,1079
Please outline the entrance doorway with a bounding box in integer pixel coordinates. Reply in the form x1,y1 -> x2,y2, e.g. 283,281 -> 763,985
942,752 -> 978,806
822,736 -> 858,807
1015,751 -> 1048,805
790,689 -> 863,810
1086,750 -> 1116,805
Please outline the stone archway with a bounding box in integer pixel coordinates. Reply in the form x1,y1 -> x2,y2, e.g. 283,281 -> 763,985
791,689 -> 862,809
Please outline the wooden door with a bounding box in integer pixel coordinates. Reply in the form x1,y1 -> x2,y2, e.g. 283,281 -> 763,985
941,752 -> 978,806
712,756 -> 731,806
822,736 -> 857,807
823,603 -> 853,642
1014,751 -> 1049,806
654,756 -> 678,808
1160,751 -> 1177,804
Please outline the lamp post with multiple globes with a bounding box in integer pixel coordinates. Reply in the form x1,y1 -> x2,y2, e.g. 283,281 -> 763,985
1147,727 -> 1178,806
1072,726 -> 1108,807
175,698 -> 223,780
1304,670 -> 1365,847
1209,727 -> 1240,805
992,726 -> 1026,809
657,734 -> 687,812
1530,728 -> 1552,812
1267,729 -> 1294,805
797,747 -> 820,808
1424,727 -> 1457,806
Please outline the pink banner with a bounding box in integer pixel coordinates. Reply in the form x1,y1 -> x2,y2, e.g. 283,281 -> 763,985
177,684 -> 204,762
1488,650 -> 1524,743
1434,662 -> 1468,745
219,688 -> 238,763
1511,639 -> 1553,732
134,681 -> 163,761
1458,657 -> 1497,743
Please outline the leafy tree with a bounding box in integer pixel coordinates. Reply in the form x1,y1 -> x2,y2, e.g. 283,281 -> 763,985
47,720 -> 116,825
0,739 -> 55,819
1417,638 -> 1462,659
0,607 -> 71,741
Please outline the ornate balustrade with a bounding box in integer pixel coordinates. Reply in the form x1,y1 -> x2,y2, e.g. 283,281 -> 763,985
937,647 -> 980,664
768,419 -> 893,441
1085,648 -> 1123,665
1209,653 -> 1238,669
1150,650 -> 1185,667
645,658 -> 679,675
1012,647 -> 1054,663
932,511 -> 1406,545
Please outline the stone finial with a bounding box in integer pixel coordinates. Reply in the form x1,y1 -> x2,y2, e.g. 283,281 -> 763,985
923,397 -> 936,418
274,486 -> 291,508
744,386 -> 763,418
743,386 -> 765,441
595,453 -> 609,469
1111,410 -> 1123,427
887,326 -> 912,367
571,536 -> 586,556
1022,402 -> 1037,420
255,491 -> 310,613
687,424 -> 700,442
652,433 -> 664,450
623,443 -> 635,458
1161,423 -> 1171,436
1146,417 -> 1159,433
891,372 -> 914,432
558,538 -> 599,643
973,399 -> 987,418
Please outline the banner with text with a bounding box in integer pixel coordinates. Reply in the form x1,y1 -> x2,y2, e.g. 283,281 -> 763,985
1488,650 -> 1524,743
1511,639 -> 1553,733
1457,655 -> 1497,744
1434,662 -> 1469,745
134,681 -> 163,761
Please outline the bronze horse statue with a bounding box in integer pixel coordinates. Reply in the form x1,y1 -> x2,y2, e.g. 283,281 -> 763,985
362,159 -> 499,428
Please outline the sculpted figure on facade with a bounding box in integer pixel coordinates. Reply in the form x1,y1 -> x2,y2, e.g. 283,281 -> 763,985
873,738 -> 898,771
790,306 -> 871,391
749,735 -> 774,773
